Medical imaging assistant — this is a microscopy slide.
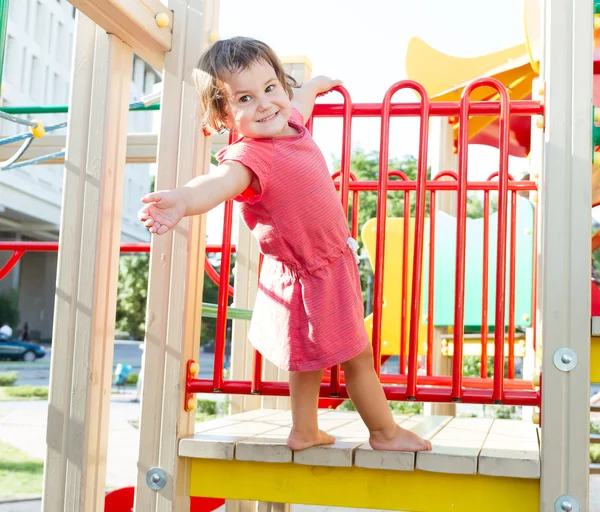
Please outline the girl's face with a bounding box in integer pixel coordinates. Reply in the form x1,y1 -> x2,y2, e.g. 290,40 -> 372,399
221,60 -> 295,139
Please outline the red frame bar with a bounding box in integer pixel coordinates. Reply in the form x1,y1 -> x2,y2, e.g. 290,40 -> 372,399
311,100 -> 543,118
187,379 -> 540,406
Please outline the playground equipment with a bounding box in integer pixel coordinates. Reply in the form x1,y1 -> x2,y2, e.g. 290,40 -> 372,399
0,1 -> 593,511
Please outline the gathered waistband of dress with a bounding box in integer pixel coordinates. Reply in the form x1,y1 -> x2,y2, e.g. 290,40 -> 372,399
265,237 -> 360,280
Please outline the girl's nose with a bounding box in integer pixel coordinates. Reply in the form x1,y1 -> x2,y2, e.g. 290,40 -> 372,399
257,95 -> 272,110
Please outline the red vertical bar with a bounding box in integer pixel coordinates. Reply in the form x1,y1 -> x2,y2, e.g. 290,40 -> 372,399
405,84 -> 430,399
451,97 -> 471,401
400,191 -> 409,374
213,199 -> 234,391
330,86 -> 352,397
507,190 -> 517,379
481,191 -> 490,378
490,82 -> 511,403
426,192 -> 436,376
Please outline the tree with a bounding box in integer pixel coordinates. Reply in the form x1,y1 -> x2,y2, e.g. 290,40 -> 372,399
115,252 -> 228,344
116,255 -> 149,340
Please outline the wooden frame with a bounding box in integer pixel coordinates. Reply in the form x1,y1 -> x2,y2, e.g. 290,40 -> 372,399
133,1 -> 215,510
41,13 -> 133,510
538,0 -> 592,509
68,0 -> 172,69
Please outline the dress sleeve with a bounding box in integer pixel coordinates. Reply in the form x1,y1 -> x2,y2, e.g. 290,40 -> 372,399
289,106 -> 305,126
215,139 -> 273,204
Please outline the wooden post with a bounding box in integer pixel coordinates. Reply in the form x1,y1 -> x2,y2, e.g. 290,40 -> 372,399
41,13 -> 132,511
134,1 -> 216,511
538,0 -> 591,509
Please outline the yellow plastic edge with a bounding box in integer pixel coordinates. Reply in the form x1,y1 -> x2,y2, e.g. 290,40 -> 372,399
189,459 -> 540,512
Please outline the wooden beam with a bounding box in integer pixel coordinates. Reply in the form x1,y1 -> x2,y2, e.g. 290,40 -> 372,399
0,133 -> 229,165
134,1 -> 216,510
41,13 -> 133,511
67,0 -> 172,69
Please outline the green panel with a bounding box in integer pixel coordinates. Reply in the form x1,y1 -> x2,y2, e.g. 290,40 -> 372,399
422,196 -> 534,327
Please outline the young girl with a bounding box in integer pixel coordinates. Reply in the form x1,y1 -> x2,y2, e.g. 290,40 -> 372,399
138,36 -> 431,453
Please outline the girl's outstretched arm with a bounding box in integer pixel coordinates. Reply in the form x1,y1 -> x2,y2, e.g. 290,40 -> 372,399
291,76 -> 342,123
138,161 -> 253,235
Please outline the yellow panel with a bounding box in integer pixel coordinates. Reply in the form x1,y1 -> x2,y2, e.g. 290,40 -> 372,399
405,37 -> 531,98
189,459 -> 540,512
592,337 -> 600,383
361,218 -> 428,357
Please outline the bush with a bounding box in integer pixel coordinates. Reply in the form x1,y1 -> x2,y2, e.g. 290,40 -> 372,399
339,400 -> 423,415
3,386 -> 48,399
0,372 -> 17,386
0,291 -> 19,330
126,373 -> 139,385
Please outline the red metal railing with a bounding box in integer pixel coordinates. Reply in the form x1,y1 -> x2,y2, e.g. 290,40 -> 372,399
187,80 -> 541,406
0,79 -> 542,407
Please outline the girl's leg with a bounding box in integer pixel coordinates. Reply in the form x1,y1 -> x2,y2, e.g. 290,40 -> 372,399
341,344 -> 432,451
287,369 -> 335,450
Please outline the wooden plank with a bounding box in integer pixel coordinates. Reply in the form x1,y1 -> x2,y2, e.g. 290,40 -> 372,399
416,418 -> 493,475
134,1 -> 216,511
235,427 -> 292,464
68,0 -> 172,69
478,419 -> 540,478
355,415 -> 452,471
179,420 -> 286,461
539,0 -> 593,508
293,416 -> 371,467
42,13 -> 97,510
0,134 -> 160,164
42,15 -> 133,511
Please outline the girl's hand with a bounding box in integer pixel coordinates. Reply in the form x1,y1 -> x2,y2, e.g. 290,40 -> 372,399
138,189 -> 187,235
311,76 -> 343,95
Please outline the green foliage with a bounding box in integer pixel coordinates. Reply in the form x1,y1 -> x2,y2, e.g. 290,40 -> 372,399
339,399 -> 423,415
0,441 -> 44,498
2,385 -> 48,399
126,373 -> 139,385
466,193 -> 498,219
0,372 -> 17,386
0,290 -> 19,330
116,254 -> 149,340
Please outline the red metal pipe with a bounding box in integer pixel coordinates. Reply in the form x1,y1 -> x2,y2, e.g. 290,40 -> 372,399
311,100 -> 543,118
0,241 -> 231,253
333,180 -> 536,192
507,190 -> 518,379
451,78 -> 511,401
532,203 -> 538,351
481,191 -> 490,378
373,81 -> 430,376
405,83 -> 430,399
187,379 -> 540,406
212,200 -> 234,391
401,191 -> 409,375
426,192 -> 436,376
0,250 -> 23,280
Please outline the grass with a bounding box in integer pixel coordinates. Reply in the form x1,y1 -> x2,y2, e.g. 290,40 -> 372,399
0,386 -> 48,401
0,372 -> 18,386
0,442 -> 44,499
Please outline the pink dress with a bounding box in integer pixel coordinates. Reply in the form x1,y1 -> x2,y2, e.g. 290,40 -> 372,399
216,108 -> 369,371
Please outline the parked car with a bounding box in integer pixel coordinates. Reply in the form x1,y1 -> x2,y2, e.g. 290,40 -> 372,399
0,334 -> 46,362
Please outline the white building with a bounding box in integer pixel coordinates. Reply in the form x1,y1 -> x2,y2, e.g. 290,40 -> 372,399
0,0 -> 155,340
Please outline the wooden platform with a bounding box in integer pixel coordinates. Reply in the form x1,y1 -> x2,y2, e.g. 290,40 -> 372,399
179,409 -> 541,512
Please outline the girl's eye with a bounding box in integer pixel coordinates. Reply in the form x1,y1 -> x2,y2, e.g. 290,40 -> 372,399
239,95 -> 251,103
265,84 -> 275,93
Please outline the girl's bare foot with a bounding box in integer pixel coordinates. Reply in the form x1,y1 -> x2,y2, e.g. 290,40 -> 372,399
369,424 -> 432,452
287,429 -> 335,451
